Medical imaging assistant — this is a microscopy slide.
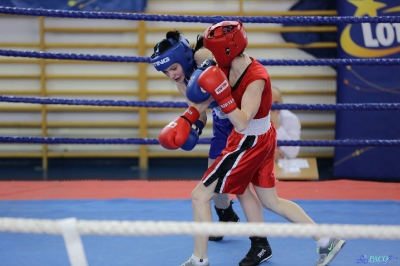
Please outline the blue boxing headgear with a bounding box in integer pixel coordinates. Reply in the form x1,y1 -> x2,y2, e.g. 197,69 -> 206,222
150,36 -> 195,78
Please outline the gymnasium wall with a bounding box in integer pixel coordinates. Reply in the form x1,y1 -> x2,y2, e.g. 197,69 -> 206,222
0,0 -> 337,169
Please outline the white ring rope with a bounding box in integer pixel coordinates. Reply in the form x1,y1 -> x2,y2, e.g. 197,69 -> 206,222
1,217 -> 399,240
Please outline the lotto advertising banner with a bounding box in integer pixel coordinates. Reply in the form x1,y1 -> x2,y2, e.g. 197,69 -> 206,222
0,0 -> 147,11
334,0 -> 400,180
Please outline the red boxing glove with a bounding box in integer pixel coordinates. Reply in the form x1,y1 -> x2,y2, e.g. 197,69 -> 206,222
198,66 -> 237,114
158,106 -> 200,150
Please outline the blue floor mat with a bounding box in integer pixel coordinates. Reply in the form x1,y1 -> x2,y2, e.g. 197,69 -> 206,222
0,199 -> 399,266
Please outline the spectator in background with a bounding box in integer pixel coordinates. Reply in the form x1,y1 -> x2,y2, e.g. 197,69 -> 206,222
271,86 -> 301,161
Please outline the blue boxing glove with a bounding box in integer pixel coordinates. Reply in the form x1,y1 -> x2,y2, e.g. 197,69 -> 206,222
181,128 -> 199,151
186,69 -> 210,103
186,59 -> 217,103
181,120 -> 204,151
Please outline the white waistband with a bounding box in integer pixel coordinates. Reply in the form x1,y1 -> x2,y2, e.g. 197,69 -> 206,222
235,114 -> 271,135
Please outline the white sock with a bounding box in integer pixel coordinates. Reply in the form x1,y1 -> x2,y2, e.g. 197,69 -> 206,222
191,254 -> 209,265
316,237 -> 331,247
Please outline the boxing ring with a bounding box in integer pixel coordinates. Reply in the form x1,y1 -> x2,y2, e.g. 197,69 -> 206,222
0,6 -> 400,266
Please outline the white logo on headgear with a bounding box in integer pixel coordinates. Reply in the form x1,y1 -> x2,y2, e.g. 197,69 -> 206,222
215,80 -> 229,95
153,57 -> 170,67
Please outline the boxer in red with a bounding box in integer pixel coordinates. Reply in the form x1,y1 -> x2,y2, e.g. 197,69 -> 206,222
159,20 -> 345,266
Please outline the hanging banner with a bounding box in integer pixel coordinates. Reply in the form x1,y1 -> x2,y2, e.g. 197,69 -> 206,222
0,0 -> 147,11
334,0 -> 400,180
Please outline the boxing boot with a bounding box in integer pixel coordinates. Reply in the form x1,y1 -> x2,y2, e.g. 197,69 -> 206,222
208,200 -> 240,242
239,237 -> 272,266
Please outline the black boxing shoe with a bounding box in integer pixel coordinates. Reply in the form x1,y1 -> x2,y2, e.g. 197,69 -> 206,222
208,200 -> 240,242
239,237 -> 272,266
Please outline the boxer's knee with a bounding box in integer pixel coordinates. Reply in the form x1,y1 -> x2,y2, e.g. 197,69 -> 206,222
191,181 -> 216,207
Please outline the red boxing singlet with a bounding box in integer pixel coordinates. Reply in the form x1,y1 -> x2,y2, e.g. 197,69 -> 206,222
202,58 -> 277,195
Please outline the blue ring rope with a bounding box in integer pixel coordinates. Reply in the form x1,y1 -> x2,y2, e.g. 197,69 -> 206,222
1,95 -> 400,111
0,136 -> 399,147
2,49 -> 400,66
1,6 -> 400,24
1,7 -> 399,148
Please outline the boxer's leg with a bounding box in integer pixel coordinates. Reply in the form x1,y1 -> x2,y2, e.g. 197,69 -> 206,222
181,179 -> 218,266
237,187 -> 272,266
208,157 -> 239,242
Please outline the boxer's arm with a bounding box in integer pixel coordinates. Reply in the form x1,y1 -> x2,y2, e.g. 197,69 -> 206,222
192,97 -> 214,116
227,79 -> 265,132
176,81 -> 208,134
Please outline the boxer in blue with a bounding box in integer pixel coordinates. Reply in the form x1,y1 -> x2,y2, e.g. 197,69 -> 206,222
151,31 -> 239,242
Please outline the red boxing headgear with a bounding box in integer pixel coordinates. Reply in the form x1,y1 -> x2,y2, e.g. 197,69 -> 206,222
203,20 -> 248,67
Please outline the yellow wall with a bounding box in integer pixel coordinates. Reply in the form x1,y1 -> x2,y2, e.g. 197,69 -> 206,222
0,1 -> 337,169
